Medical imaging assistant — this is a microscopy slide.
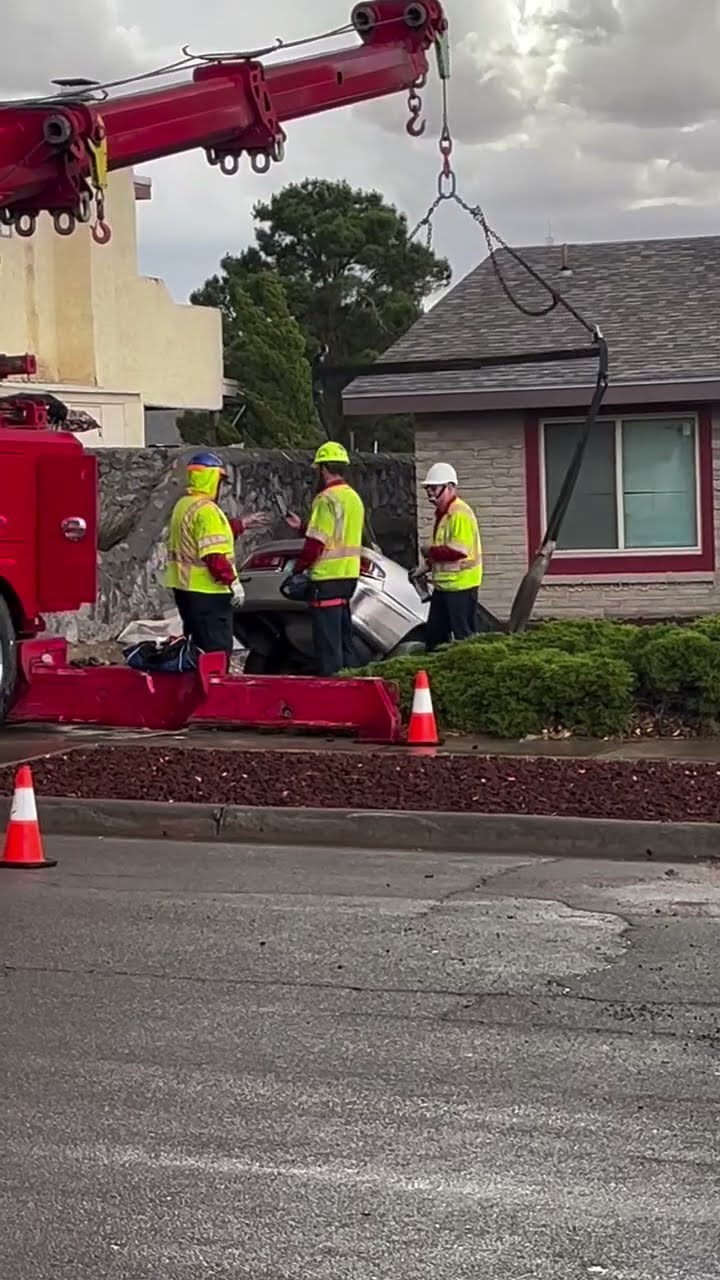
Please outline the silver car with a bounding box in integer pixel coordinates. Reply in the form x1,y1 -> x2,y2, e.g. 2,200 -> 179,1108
234,538 -> 429,674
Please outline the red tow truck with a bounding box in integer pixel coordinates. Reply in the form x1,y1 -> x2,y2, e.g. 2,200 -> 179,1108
0,2 -> 448,740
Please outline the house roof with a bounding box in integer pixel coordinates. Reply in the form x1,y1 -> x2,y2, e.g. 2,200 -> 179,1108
343,235 -> 720,416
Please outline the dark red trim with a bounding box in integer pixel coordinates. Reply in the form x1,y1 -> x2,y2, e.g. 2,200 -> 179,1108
524,406 -> 716,576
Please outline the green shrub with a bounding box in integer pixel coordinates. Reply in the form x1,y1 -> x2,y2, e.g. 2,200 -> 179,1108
353,637 -> 633,738
351,639 -> 516,728
476,649 -> 633,738
689,615 -> 720,643
637,628 -> 720,718
350,616 -> 720,737
425,639 -> 516,732
520,618 -> 641,664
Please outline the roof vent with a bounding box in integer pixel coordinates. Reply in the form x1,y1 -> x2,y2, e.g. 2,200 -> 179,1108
560,244 -> 572,276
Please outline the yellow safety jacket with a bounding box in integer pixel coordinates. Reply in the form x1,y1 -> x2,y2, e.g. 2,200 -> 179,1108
164,466 -> 235,594
431,496 -> 482,591
306,481 -> 364,582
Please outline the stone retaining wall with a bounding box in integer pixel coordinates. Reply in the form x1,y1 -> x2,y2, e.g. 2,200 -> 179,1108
51,448 -> 416,642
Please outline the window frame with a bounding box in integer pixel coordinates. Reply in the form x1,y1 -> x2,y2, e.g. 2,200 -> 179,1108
524,406 -> 715,576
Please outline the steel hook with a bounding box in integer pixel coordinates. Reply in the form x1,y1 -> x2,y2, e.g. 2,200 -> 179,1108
91,219 -> 112,245
406,114 -> 427,138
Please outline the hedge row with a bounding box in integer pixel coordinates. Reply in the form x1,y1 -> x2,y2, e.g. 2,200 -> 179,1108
352,617 -> 720,739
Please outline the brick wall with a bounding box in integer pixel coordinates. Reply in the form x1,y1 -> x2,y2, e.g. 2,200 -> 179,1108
415,407 -> 720,621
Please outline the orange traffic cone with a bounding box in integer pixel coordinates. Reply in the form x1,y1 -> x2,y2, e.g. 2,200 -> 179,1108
407,670 -> 439,748
0,765 -> 57,870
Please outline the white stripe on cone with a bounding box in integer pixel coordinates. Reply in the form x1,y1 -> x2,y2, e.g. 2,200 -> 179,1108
10,785 -> 38,823
411,687 -> 434,715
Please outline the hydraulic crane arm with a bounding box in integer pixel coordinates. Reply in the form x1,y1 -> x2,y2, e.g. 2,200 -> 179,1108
0,1 -> 447,242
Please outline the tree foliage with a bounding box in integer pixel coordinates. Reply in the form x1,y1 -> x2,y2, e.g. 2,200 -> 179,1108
182,269 -> 319,448
192,179 -> 451,449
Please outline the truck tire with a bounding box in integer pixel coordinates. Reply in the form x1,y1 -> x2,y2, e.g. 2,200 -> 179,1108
0,595 -> 18,723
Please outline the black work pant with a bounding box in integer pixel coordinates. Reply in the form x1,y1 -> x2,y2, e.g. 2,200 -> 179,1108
173,589 -> 234,659
309,578 -> 357,677
425,586 -> 477,651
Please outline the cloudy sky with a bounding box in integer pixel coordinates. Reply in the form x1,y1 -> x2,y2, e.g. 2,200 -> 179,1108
4,1 -> 720,300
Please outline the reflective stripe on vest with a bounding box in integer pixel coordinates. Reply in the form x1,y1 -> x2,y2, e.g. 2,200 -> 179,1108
431,497 -> 483,592
307,484 -> 364,582
165,496 -> 236,594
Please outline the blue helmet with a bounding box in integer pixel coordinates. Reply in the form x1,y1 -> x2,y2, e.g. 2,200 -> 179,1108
188,451 -> 225,470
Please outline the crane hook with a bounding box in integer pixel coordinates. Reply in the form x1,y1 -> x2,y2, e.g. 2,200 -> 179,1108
406,114 -> 427,138
406,87 -> 426,138
91,220 -> 112,245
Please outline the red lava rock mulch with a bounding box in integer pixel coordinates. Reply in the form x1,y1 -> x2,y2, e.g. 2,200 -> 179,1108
1,746 -> 720,823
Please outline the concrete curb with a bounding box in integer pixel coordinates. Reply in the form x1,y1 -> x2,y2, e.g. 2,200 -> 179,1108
0,796 -> 718,862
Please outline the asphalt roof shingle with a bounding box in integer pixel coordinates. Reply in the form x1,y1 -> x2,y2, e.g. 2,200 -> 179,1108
344,235 -> 720,401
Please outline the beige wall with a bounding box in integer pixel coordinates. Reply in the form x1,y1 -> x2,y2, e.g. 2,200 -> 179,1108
0,171 -> 222,445
416,409 -> 720,620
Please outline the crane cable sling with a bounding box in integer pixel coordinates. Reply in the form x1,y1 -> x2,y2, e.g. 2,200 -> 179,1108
409,72 -> 610,563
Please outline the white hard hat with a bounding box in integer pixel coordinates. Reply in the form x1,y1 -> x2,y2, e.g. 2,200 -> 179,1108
423,462 -> 458,487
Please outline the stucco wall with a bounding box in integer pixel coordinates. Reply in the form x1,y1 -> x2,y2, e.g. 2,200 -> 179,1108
47,448 -> 416,642
415,409 -> 720,620
0,382 -> 145,447
0,170 -> 222,445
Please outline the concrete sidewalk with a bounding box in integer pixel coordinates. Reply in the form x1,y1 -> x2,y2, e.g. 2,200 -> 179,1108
1,723 -> 719,767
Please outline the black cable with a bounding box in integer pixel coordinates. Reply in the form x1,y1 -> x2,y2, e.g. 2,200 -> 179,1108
543,337 -> 609,544
450,195 -> 599,339
315,345 -> 601,382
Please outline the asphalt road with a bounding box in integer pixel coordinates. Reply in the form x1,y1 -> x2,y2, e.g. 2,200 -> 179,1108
1,837 -> 719,1279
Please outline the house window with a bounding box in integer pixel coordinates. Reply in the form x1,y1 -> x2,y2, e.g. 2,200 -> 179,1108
524,408 -> 715,576
543,415 -> 699,553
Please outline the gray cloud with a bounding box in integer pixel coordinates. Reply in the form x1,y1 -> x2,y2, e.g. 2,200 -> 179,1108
0,1 -> 155,95
539,0 -> 621,42
554,0 -> 720,127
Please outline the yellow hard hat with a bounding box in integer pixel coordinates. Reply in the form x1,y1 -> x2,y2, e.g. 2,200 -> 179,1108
314,440 -> 350,466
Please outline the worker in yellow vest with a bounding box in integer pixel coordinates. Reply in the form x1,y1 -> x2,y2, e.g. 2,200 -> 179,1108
286,442 -> 365,675
164,451 -> 269,662
421,462 -> 482,650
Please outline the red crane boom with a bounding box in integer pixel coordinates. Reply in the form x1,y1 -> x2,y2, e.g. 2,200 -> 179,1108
0,1 -> 447,242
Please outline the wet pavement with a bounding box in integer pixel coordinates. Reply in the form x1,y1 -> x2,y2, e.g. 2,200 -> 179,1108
1,722 -> 720,766
0,726 -> 175,767
1,836 -> 719,1278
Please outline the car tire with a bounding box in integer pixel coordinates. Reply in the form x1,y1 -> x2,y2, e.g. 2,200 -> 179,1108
383,627 -> 428,659
0,595 -> 18,723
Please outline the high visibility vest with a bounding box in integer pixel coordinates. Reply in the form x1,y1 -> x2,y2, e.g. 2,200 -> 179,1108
431,496 -> 482,591
306,482 -> 364,582
164,495 -> 236,594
